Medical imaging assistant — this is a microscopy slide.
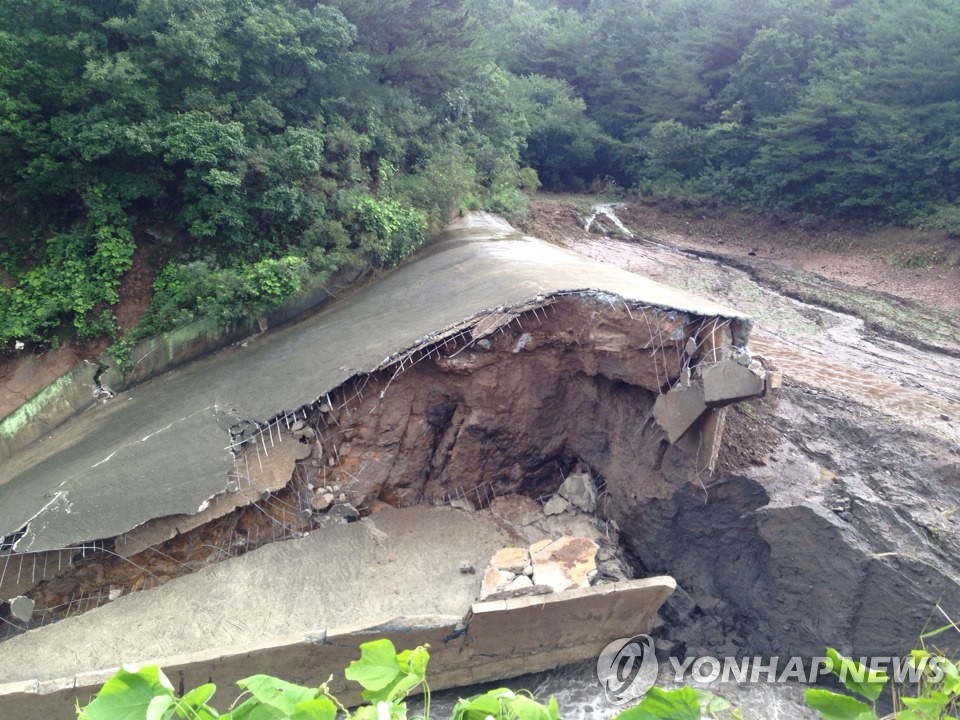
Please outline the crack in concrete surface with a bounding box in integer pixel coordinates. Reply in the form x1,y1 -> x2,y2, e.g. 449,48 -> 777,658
0,213 -> 747,553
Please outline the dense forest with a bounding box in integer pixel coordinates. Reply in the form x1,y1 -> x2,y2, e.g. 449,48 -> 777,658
1,0 -> 958,352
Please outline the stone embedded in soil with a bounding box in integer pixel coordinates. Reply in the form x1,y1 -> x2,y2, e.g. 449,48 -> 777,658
9,595 -> 35,622
530,536 -> 599,593
557,471 -> 598,513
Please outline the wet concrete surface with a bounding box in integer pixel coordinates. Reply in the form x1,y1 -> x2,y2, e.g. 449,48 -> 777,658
0,506 -> 517,683
0,213 -> 745,553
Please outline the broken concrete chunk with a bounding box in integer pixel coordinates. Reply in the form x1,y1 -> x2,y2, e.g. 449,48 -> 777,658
505,574 -> 533,591
543,494 -> 570,516
653,382 -> 707,443
765,369 -> 783,397
702,359 -> 765,407
530,536 -> 599,593
480,567 -> 515,600
558,471 -> 597,513
490,547 -> 530,574
685,337 -> 698,356
9,595 -> 35,622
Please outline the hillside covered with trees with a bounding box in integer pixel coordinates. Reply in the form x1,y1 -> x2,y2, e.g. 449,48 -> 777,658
1,0 -> 958,353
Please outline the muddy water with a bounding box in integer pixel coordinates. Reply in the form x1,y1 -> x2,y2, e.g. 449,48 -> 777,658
566,220 -> 960,445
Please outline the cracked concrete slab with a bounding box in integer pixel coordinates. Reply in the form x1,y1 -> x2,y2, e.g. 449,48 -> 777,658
0,213 -> 747,553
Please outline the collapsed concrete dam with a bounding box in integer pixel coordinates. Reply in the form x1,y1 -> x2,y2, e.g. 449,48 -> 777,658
0,213 -> 773,713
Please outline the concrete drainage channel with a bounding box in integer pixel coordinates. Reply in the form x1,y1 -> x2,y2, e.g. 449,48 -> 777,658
0,213 -> 832,717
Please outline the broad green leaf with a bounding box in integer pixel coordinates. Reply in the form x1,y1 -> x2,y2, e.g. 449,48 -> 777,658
146,694 -> 175,720
345,639 -> 402,693
893,711 -> 926,720
235,675 -> 317,714
939,658 -> 960,695
610,705 -> 659,720
825,648 -> 888,702
79,666 -> 177,720
219,696 -> 259,720
901,693 -> 951,715
451,688 -> 515,720
396,646 -> 430,680
510,694 -> 556,720
180,683 -> 217,711
632,687 -> 702,720
290,696 -> 338,720
804,689 -> 878,720
694,690 -> 731,714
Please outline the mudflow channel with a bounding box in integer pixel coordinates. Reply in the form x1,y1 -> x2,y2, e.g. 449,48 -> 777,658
2,211 -> 959,719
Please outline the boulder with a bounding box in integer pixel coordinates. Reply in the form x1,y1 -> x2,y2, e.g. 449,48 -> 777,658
558,471 -> 597,513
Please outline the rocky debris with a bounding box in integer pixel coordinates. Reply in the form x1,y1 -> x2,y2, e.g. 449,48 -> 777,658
702,359 -> 766,406
653,383 -> 707,443
478,536 -> 599,600
489,547 -> 530,574
9,595 -> 34,622
624,388 -> 960,660
480,567 -> 516,599
311,492 -> 335,512
328,502 -> 360,523
543,495 -> 570,516
530,537 -> 599,593
459,561 -> 475,574
557,470 -> 598,513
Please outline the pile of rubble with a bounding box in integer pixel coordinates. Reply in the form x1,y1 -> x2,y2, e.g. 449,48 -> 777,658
478,536 -> 600,602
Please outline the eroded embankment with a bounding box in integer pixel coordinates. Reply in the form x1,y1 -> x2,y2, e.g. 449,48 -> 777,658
1,294 -> 744,638
536,201 -> 960,660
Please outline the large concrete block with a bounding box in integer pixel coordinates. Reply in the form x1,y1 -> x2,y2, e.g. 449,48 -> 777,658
653,382 -> 707,443
702,360 -> 765,406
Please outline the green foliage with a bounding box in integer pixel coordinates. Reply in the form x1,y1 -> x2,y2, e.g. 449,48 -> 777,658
341,194 -> 426,267
76,639 -> 741,720
480,0 -> 960,224
805,643 -> 960,720
0,0 -> 531,349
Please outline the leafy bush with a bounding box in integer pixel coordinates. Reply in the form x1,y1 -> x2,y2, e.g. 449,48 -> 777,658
75,639 -> 737,720
806,645 -> 960,720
